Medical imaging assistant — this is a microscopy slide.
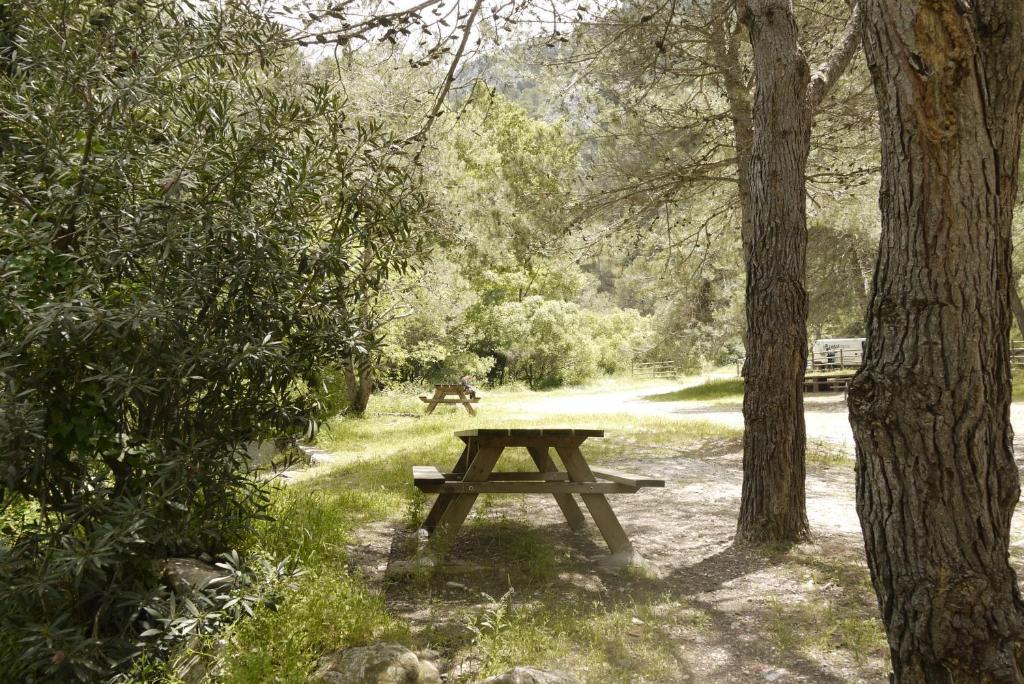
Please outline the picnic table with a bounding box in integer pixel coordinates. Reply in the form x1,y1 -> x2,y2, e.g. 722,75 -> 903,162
803,373 -> 853,393
413,428 -> 664,562
419,383 -> 479,415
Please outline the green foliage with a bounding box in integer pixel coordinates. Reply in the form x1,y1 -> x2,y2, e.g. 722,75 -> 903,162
806,218 -> 875,339
374,87 -> 653,389
0,1 -> 422,678
471,296 -> 650,388
217,568 -> 406,683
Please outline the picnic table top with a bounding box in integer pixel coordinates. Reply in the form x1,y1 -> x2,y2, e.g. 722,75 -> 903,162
454,428 -> 604,438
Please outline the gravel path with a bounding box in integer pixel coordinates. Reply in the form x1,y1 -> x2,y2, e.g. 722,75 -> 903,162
507,381 -> 1024,454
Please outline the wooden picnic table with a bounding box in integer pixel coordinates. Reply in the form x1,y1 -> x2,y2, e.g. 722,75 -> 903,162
419,383 -> 480,415
803,373 -> 853,393
413,428 -> 664,562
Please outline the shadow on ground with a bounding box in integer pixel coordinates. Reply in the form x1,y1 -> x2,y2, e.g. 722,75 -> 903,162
352,439 -> 890,683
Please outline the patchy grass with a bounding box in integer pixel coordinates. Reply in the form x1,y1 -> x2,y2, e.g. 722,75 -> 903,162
317,388 -> 742,468
806,440 -> 851,467
195,384 -> 745,681
1014,368 -> 1024,401
206,480 -> 410,680
765,549 -> 888,667
643,377 -> 744,403
457,592 -> 710,683
195,382 -> 886,682
217,570 -> 407,683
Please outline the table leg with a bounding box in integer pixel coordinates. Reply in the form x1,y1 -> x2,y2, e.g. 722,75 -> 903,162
456,387 -> 476,416
424,388 -> 443,415
422,439 -> 476,532
555,444 -> 633,556
527,446 -> 585,531
429,443 -> 503,555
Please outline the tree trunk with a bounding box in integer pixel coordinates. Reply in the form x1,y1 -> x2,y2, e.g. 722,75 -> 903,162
709,2 -> 755,262
848,1 -> 1024,680
344,352 -> 373,414
735,0 -> 811,543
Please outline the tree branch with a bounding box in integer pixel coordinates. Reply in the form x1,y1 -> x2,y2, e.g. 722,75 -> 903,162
409,0 -> 485,154
805,0 -> 862,113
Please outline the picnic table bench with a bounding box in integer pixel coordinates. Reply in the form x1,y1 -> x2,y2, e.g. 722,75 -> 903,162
803,374 -> 853,393
413,428 -> 664,563
419,383 -> 479,415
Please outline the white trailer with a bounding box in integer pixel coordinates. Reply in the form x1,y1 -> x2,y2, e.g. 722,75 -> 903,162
809,338 -> 865,370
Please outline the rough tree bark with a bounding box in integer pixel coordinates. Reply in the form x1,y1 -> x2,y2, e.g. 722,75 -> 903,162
847,1 -> 1024,680
736,0 -> 862,542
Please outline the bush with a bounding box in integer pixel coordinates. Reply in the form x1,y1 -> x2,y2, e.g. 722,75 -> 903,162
473,296 -> 649,388
0,1 -> 422,678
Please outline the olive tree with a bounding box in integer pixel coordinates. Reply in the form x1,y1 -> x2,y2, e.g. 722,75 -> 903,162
0,1 -> 422,678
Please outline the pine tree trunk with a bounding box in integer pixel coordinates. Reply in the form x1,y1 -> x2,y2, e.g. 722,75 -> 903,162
735,0 -> 811,543
848,1 -> 1024,680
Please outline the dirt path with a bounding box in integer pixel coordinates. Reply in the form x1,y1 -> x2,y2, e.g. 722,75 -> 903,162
322,383 -> 1024,682
365,437 -> 883,682
508,381 -> 1024,454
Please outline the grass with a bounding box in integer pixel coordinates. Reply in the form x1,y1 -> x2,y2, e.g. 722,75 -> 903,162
643,377 -> 744,403
806,439 -> 851,467
460,594 -> 710,682
191,383 -> 739,681
189,381 -> 884,682
765,549 -> 888,667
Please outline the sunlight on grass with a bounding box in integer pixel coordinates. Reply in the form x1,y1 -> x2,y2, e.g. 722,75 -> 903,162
317,388 -> 742,469
1014,368 -> 1024,401
462,594 -> 709,682
207,385 -> 748,681
764,548 -> 888,667
766,597 -> 886,665
643,377 -> 744,403
217,569 -> 407,682
806,440 -> 851,467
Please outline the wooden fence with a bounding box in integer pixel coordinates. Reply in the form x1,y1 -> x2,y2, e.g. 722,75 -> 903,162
736,342 -> 1024,375
807,347 -> 863,371
631,360 -> 677,378
1014,342 -> 1024,369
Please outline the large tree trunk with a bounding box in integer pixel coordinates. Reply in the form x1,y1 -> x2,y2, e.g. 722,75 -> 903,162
848,1 -> 1024,680
735,0 -> 812,543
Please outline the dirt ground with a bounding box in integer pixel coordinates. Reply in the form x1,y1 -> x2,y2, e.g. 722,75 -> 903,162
341,388 -> 1024,683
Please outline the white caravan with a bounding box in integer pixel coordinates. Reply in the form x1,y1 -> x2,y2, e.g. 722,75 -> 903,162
809,338 -> 865,370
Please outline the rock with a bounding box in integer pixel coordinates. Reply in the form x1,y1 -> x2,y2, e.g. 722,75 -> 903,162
311,643 -> 440,684
160,558 -> 230,594
385,553 -> 437,579
475,667 -> 580,684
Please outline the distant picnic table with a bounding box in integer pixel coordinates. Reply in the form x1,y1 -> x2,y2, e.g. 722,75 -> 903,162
413,428 -> 664,563
803,373 -> 853,393
419,384 -> 480,415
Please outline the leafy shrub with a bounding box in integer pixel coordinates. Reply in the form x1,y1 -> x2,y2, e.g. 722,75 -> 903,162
0,0 -> 422,678
472,296 -> 649,388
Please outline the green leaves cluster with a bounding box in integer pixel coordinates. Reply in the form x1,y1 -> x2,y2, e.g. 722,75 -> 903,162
0,0 -> 423,678
375,85 -> 652,388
